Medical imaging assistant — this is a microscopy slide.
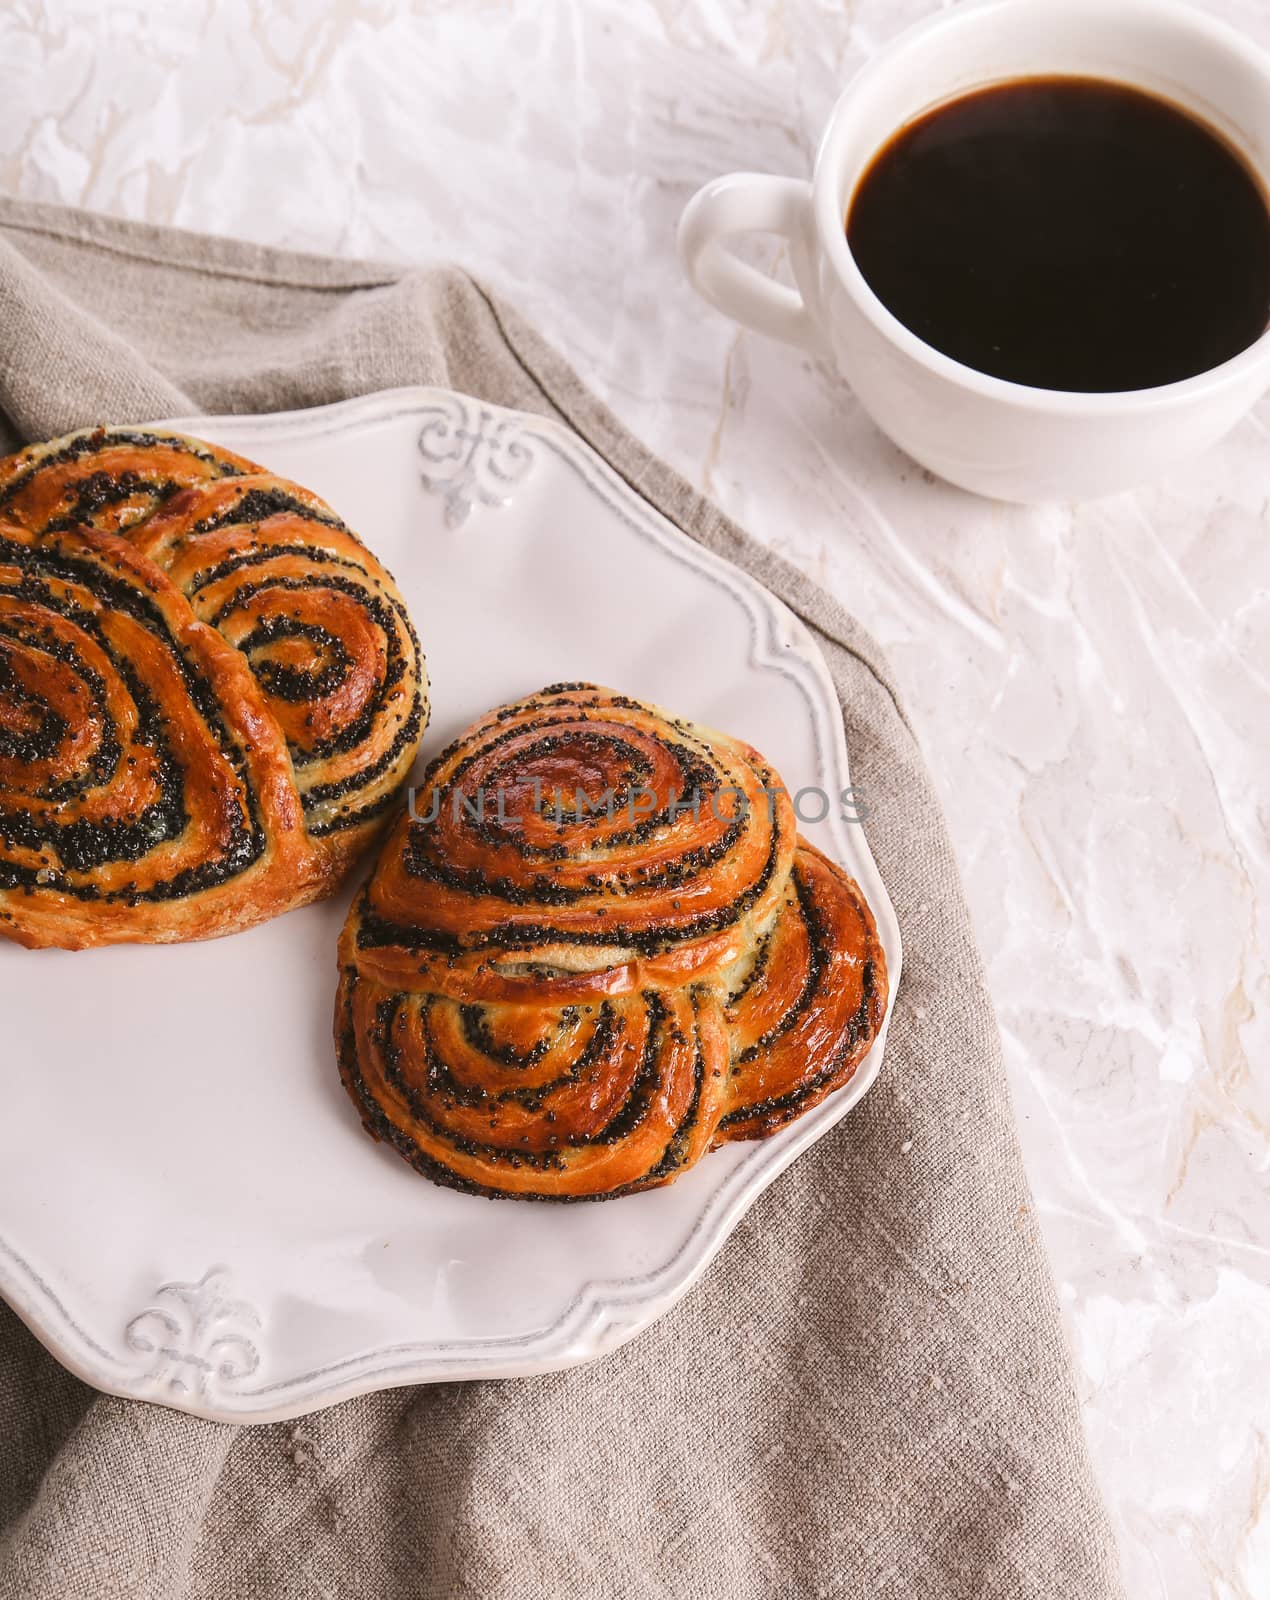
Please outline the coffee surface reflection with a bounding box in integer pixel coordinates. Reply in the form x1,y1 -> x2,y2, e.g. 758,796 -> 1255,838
846,77 -> 1270,392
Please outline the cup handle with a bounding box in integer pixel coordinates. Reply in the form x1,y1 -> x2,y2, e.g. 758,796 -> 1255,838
677,174 -> 820,352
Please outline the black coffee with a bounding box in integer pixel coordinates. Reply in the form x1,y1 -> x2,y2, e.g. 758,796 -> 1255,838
846,77 -> 1270,392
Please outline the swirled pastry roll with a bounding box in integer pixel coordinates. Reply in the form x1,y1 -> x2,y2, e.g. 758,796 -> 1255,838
336,684 -> 887,1200
0,427 -> 427,949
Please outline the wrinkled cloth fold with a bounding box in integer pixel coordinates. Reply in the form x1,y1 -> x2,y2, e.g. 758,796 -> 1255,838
0,194 -> 1122,1600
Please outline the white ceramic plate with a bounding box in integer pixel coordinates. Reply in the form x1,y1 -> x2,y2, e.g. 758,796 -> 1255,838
0,388 -> 900,1423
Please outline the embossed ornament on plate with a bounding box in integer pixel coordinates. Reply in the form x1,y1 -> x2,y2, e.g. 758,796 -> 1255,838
124,1269 -> 262,1401
416,392 -> 536,527
0,387 -> 900,1423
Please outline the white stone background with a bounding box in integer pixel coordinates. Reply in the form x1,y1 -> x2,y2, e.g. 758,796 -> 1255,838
2,1 -> 1268,1594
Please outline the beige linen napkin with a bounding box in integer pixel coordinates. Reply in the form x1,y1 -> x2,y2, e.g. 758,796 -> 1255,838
0,195 -> 1122,1600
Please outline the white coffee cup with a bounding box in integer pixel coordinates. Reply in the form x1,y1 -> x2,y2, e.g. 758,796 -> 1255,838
678,0 -> 1270,502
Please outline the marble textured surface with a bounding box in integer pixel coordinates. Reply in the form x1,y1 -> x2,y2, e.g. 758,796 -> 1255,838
1,1 -> 1267,1594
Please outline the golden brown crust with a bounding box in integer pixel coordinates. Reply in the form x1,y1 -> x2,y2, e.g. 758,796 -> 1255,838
0,427 -> 428,949
335,684 -> 887,1200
